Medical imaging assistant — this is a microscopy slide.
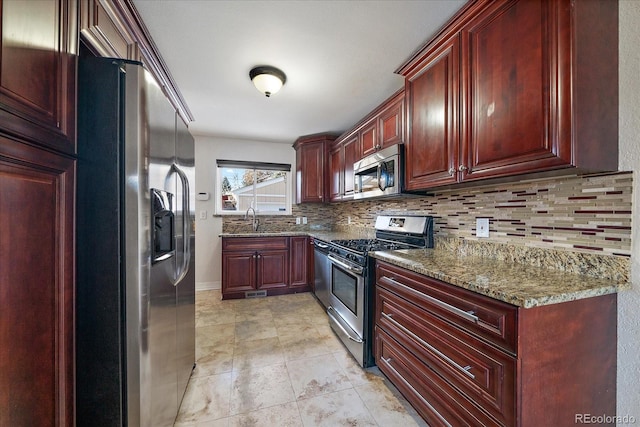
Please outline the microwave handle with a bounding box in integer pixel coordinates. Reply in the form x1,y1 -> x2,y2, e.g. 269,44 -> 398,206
378,162 -> 388,191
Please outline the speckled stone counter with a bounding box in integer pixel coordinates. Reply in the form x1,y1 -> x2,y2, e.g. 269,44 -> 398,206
370,248 -> 630,308
219,231 -> 310,237
219,229 -> 375,241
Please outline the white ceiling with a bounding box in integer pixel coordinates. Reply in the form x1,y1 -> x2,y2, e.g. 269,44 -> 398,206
132,0 -> 466,143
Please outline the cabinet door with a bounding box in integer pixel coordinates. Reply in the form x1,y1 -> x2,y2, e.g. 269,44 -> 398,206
343,136 -> 358,197
0,137 -> 75,427
296,141 -> 326,203
378,95 -> 405,149
0,0 -> 77,154
359,120 -> 377,158
257,250 -> 289,290
222,251 -> 256,293
461,0 -> 571,180
405,36 -> 460,191
80,0 -> 139,60
289,237 -> 309,288
328,143 -> 343,201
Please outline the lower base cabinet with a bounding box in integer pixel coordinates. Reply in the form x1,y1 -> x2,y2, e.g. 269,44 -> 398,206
375,260 -> 616,426
222,236 -> 311,299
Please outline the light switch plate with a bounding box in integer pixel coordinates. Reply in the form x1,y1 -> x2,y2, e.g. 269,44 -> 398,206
199,210 -> 207,220
476,218 -> 489,238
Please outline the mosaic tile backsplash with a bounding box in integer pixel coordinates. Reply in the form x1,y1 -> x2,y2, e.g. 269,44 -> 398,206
223,172 -> 633,258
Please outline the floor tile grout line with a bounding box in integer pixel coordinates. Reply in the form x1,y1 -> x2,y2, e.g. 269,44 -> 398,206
189,290 -> 424,426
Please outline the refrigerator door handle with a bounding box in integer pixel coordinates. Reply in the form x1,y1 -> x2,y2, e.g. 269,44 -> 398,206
173,163 -> 191,285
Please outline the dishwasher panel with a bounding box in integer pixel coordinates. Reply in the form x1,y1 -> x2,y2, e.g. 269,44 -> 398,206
313,240 -> 331,308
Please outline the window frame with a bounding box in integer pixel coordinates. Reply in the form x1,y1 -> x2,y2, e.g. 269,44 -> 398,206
215,159 -> 292,216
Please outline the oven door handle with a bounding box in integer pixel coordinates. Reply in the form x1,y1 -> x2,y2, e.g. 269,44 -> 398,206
328,306 -> 363,343
328,254 -> 363,275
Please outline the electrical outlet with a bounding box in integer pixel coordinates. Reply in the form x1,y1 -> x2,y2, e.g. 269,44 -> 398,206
302,217 -> 308,225
347,216 -> 352,225
476,218 -> 489,238
295,217 -> 301,225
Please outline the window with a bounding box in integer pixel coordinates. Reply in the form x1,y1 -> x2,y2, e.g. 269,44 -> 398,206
216,160 -> 292,215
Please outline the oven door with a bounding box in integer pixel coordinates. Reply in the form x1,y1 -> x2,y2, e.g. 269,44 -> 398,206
327,254 -> 365,354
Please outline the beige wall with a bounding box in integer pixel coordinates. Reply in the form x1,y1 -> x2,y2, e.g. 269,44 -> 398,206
617,0 -> 640,420
193,137 -> 296,289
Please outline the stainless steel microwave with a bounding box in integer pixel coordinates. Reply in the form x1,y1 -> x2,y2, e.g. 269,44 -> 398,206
353,144 -> 402,199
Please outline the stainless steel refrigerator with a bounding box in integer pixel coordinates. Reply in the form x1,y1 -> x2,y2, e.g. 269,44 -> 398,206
76,57 -> 196,427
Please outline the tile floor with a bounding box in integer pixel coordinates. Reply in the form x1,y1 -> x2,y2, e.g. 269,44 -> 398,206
174,290 -> 428,427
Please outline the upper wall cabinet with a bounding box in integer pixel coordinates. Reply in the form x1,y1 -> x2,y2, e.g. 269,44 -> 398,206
399,0 -> 618,191
80,0 -> 140,60
80,0 -> 193,124
0,0 -> 78,155
329,134 -> 359,201
359,90 -> 405,159
293,133 -> 336,203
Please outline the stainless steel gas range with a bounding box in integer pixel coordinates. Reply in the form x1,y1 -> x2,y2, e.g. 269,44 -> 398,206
323,215 -> 434,367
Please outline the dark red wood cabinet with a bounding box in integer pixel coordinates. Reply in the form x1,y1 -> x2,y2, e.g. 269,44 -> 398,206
329,135 -> 359,201
0,1 -> 77,426
404,36 -> 460,190
359,119 -> 378,158
375,260 -> 616,427
328,142 -> 343,201
358,90 -> 405,159
289,236 -> 310,290
222,236 -> 311,299
0,0 -> 77,155
293,133 -> 336,204
0,139 -> 76,427
400,0 -> 618,191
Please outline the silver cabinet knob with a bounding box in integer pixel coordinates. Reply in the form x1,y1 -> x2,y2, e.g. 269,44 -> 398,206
448,167 -> 456,176
458,165 -> 468,172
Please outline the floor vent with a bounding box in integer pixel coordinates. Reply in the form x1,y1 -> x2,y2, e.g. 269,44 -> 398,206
245,290 -> 267,298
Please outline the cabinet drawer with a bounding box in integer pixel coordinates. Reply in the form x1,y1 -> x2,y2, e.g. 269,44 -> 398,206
376,328 -> 500,427
376,261 -> 517,354
222,237 -> 289,251
377,287 -> 515,426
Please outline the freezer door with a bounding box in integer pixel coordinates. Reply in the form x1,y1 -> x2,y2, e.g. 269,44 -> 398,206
124,62 -> 180,427
175,114 -> 196,407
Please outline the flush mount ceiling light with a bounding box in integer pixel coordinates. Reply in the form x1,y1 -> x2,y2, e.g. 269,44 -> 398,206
249,66 -> 286,97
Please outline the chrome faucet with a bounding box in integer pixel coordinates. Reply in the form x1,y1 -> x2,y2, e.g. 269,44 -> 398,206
244,206 -> 259,232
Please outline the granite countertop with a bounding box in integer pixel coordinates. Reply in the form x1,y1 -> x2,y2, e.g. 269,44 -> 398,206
371,248 -> 630,308
219,230 -> 629,308
219,230 -> 376,241
220,231 -> 310,237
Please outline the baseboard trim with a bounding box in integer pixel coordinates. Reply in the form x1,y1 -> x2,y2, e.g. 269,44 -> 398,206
196,281 -> 220,291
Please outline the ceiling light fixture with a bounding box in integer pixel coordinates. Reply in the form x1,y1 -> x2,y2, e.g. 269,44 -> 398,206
249,66 -> 286,97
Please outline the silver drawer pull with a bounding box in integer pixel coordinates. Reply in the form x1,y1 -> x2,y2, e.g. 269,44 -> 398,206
380,355 -> 453,427
382,276 -> 479,324
382,312 -> 475,380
